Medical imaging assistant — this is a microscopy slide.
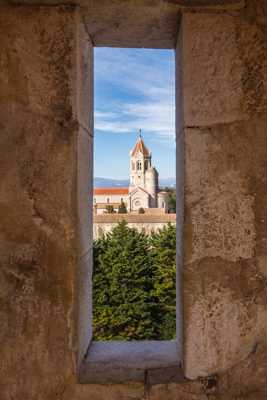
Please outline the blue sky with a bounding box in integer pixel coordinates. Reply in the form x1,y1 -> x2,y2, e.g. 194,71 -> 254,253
94,48 -> 175,180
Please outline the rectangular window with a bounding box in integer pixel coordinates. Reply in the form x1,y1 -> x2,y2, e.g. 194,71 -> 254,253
93,48 -> 176,341
79,42 -> 183,385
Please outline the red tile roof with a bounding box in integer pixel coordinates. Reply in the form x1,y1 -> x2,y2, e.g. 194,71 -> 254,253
94,188 -> 129,195
131,138 -> 150,157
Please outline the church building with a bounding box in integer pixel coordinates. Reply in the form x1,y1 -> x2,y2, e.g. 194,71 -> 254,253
94,133 -> 169,214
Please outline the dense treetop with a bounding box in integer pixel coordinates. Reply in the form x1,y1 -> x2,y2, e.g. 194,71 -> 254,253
93,221 -> 176,340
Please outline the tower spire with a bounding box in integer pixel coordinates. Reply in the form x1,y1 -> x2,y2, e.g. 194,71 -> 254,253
138,128 -> 142,139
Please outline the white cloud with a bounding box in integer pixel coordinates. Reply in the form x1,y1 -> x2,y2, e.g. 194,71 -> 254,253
94,111 -> 118,119
94,120 -> 132,134
95,99 -> 174,140
94,48 -> 175,144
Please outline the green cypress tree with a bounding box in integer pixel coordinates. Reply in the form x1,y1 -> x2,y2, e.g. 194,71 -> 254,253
168,191 -> 176,213
150,223 -> 176,339
105,204 -> 115,213
93,221 -> 160,340
118,201 -> 127,214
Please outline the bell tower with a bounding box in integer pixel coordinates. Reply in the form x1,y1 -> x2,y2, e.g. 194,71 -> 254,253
129,130 -> 151,190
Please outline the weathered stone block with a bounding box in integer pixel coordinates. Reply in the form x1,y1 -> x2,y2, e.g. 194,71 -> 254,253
77,127 -> 93,257
73,17 -> 94,132
184,125 -> 256,264
180,9 -> 267,126
183,118 -> 267,379
76,250 -> 93,367
0,6 -> 93,399
180,12 -> 244,126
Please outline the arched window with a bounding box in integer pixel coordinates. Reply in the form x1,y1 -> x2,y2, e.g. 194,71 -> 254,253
107,198 -> 110,203
137,161 -> 142,170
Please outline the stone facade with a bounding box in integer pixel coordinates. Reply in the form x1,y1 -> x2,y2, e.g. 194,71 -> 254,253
93,214 -> 176,239
1,1 -> 267,399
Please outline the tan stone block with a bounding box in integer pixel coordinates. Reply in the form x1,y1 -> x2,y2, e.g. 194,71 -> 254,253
183,118 -> 267,379
71,382 -> 145,400
184,260 -> 261,379
0,7 -> 77,120
184,124 -> 257,264
180,13 -> 244,126
77,126 -> 93,257
73,16 -> 94,131
236,9 -> 267,117
149,381 -> 205,400
0,7 -> 80,399
76,250 -> 93,367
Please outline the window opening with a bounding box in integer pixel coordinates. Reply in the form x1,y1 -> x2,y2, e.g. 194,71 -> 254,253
93,48 -> 176,341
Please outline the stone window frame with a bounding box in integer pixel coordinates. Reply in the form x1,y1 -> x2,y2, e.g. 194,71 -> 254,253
76,23 -> 184,386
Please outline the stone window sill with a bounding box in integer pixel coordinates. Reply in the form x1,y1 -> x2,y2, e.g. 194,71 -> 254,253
79,340 -> 183,384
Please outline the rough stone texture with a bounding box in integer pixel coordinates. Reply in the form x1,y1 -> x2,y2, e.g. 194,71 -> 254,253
0,6 -> 93,398
176,49 -> 185,351
178,2 -> 267,397
1,1 -> 267,400
75,15 -> 94,367
181,8 -> 267,126
0,1 -> 245,49
183,119 -> 267,380
182,13 -> 244,126
80,341 -> 181,384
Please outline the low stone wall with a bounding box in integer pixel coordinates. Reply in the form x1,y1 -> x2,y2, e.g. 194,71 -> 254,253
93,214 -> 176,239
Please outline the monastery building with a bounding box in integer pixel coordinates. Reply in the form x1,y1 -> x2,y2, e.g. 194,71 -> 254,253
94,134 -> 169,214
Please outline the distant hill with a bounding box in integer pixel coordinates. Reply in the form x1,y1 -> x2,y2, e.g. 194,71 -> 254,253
94,177 -> 129,188
94,177 -> 176,189
159,178 -> 176,189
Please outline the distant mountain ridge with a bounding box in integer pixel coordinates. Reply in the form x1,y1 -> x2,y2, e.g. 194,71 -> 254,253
94,177 -> 176,188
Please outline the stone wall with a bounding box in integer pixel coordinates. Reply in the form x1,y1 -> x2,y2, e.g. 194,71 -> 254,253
93,214 -> 176,239
177,2 -> 267,395
1,1 -> 267,399
0,6 -> 94,397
